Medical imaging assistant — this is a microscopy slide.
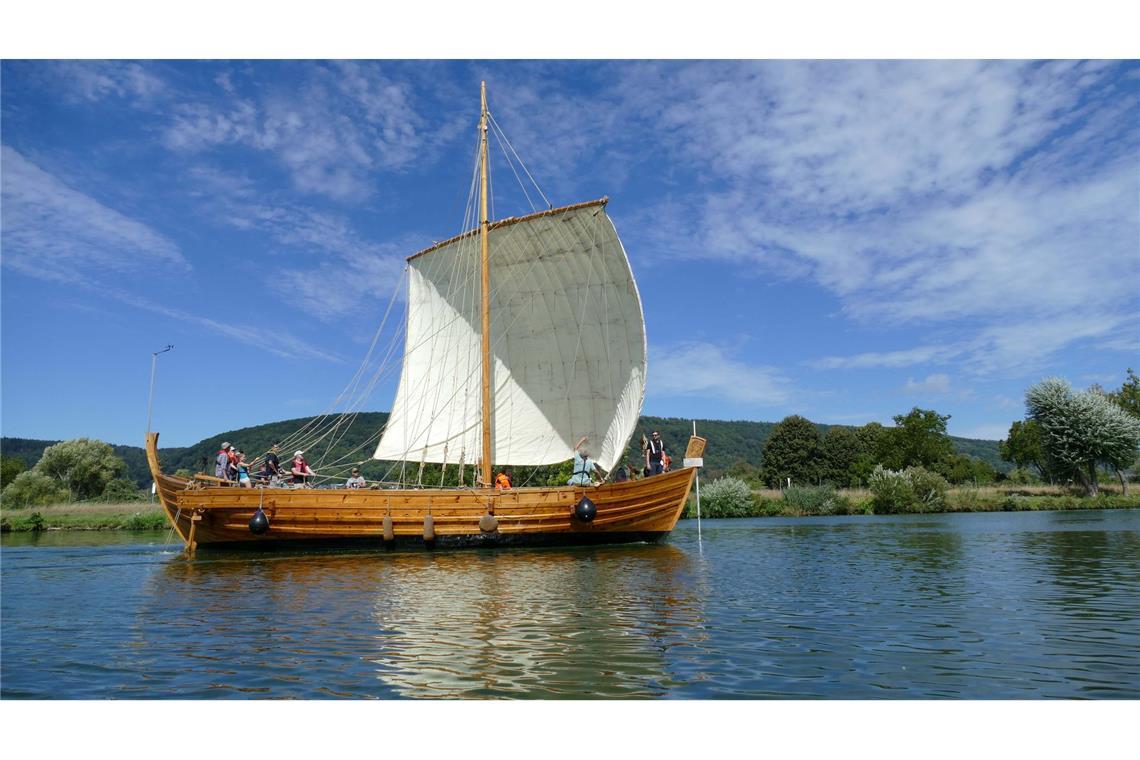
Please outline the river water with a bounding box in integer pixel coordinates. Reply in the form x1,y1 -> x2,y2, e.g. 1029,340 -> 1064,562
2,510 -> 1138,699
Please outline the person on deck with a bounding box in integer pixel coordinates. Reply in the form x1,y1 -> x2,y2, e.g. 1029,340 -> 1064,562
646,431 -> 666,476
226,445 -> 240,482
568,437 -> 599,486
261,444 -> 282,481
291,451 -> 315,487
614,461 -> 630,482
495,470 -> 512,489
235,451 -> 254,488
663,452 -> 672,473
215,442 -> 231,480
346,468 -> 367,489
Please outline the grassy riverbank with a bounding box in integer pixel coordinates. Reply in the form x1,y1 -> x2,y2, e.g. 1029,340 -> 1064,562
1,501 -> 168,532
683,484 -> 1140,519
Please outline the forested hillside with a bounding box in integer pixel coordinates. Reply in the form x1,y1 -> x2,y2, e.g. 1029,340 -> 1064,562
3,413 -> 1007,487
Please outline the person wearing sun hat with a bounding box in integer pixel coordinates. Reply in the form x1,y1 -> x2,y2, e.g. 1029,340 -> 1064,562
215,442 -> 232,480
290,450 -> 315,486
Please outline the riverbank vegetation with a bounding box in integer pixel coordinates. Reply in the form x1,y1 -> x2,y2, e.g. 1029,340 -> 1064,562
684,480 -> 1140,519
1,501 -> 166,532
687,368 -> 1139,519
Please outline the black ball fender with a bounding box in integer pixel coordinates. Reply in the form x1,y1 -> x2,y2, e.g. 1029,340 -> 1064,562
574,496 -> 597,522
248,507 -> 270,535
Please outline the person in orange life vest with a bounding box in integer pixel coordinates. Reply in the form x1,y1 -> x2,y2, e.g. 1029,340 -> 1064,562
495,470 -> 512,489
663,452 -> 672,472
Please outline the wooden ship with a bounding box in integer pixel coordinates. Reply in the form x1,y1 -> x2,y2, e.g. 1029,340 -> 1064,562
147,83 -> 700,552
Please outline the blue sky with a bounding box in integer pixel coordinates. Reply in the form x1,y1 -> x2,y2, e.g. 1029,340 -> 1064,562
2,59 -> 1138,448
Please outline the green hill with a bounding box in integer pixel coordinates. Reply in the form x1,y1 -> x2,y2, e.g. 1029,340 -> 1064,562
3,413 -> 1008,487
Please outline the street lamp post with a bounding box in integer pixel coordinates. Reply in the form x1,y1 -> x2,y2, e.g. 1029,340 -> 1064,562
146,345 -> 174,435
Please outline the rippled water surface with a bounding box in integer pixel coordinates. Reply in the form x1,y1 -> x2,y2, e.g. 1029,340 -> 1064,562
3,510 -> 1139,698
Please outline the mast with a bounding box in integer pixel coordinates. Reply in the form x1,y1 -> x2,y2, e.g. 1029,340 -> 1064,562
479,81 -> 493,487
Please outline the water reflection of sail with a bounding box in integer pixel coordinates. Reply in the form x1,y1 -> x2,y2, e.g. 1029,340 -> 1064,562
367,545 -> 705,698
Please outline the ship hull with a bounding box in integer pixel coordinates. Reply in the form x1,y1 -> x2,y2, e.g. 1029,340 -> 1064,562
147,434 -> 694,552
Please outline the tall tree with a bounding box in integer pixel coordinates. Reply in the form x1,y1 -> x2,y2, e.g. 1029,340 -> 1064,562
1108,368 -> 1140,419
881,408 -> 954,469
761,415 -> 823,488
1000,419 -> 1048,478
1026,378 -> 1140,495
34,438 -> 127,501
821,426 -> 865,487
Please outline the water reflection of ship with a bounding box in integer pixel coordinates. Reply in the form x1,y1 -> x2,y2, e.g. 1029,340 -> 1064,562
147,544 -> 706,698
365,544 -> 707,698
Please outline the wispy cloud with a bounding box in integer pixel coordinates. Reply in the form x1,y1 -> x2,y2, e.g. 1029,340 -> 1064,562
649,341 -> 792,406
17,61 -> 169,105
1,146 -> 340,363
814,343 -> 962,370
182,167 -> 409,321
815,310 -> 1134,377
1,145 -> 188,283
106,288 -> 344,363
162,62 -> 459,202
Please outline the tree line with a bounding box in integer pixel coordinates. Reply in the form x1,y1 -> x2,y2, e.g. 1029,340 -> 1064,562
722,369 -> 1140,495
738,407 -> 998,490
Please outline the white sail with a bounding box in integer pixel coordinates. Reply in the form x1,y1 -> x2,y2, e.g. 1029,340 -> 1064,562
374,200 -> 646,473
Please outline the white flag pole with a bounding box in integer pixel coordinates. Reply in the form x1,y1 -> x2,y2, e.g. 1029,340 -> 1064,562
693,420 -> 702,543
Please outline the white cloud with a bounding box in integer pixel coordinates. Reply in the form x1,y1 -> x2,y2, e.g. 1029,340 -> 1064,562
609,61 -> 1138,377
902,373 -> 952,394
649,341 -> 792,406
1,146 -> 188,284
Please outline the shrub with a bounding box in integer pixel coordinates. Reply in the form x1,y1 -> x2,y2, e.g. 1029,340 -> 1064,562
868,465 -> 949,513
1005,467 -> 1037,485
697,476 -> 755,518
2,470 -> 68,508
101,479 -> 143,502
908,467 -> 949,511
783,485 -> 849,515
125,511 -> 167,531
869,465 -> 914,514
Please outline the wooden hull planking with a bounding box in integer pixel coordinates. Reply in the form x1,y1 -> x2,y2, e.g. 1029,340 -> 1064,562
147,433 -> 694,551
